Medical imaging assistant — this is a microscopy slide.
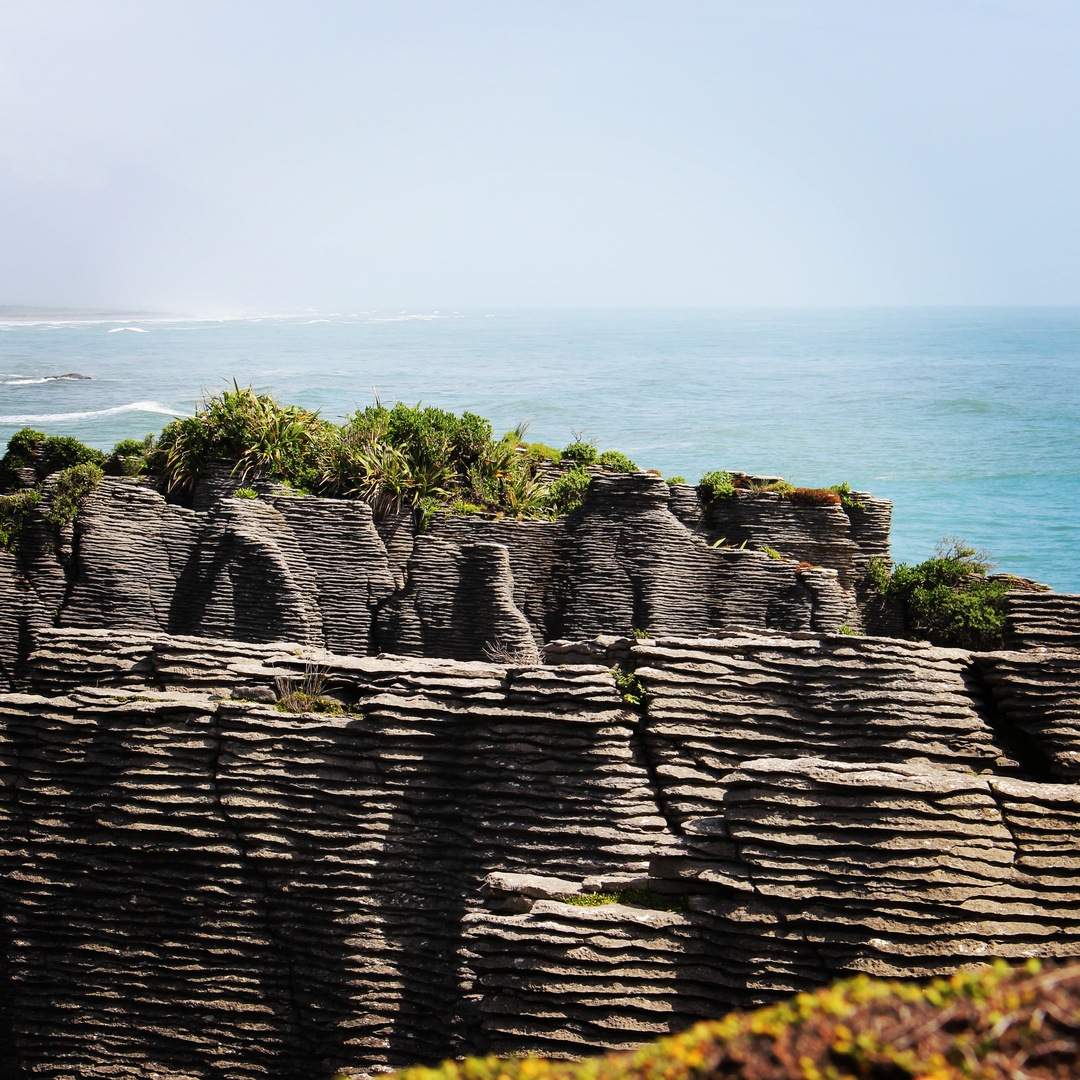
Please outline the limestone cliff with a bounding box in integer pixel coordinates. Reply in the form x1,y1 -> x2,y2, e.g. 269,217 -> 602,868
2,471 -> 1080,1080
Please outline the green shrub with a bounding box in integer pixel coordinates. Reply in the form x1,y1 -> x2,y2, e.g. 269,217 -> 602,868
614,667 -> 645,706
830,480 -> 867,511
750,478 -> 794,496
449,500 -> 486,515
596,450 -> 637,473
562,440 -> 598,465
758,545 -> 784,560
232,487 -> 258,499
866,539 -> 1010,649
526,442 -> 562,464
381,959 -> 1077,1080
698,470 -> 736,502
0,428 -> 105,491
157,382 -> 329,495
104,434 -> 155,477
45,463 -> 104,529
41,436 -> 106,476
0,428 -> 44,491
545,465 -> 591,515
112,438 -> 147,458
0,489 -> 41,551
630,628 -> 650,640
665,475 -> 686,485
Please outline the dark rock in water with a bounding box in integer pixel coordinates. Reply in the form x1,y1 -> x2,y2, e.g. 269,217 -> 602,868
50,372 -> 91,380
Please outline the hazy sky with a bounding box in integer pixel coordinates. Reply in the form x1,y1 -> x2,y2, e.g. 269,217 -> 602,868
3,1 -> 1080,310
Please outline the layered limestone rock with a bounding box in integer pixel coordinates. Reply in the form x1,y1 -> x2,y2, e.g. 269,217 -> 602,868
0,471 -> 875,684
1003,591 -> 1080,651
3,463 -> 1080,1079
3,626 -> 1080,1078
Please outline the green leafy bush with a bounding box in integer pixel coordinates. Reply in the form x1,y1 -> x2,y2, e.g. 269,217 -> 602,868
749,478 -> 794,496
449,500 -> 487,516
562,440 -> 598,465
526,442 -> 562,464
596,450 -> 637,473
0,490 -> 41,551
45,463 -> 104,529
157,382 -> 329,495
380,959 -> 1079,1080
41,436 -> 106,476
866,539 -> 1010,649
0,427 -> 105,490
545,465 -> 592,515
665,475 -> 686,485
697,470 -> 736,502
614,667 -> 645,706
105,434 -> 155,477
758,545 -> 784,560
829,480 -> 866,511
232,487 -> 258,499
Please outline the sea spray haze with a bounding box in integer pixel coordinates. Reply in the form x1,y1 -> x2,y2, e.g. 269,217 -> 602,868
0,307 -> 1076,591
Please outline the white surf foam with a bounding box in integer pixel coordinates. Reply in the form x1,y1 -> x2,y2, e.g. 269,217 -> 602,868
0,401 -> 182,424
107,327 -> 149,333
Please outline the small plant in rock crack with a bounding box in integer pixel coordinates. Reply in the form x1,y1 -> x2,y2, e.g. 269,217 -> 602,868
614,666 -> 646,706
630,628 -> 650,640
482,637 -> 544,666
274,663 -> 343,714
561,887 -> 687,912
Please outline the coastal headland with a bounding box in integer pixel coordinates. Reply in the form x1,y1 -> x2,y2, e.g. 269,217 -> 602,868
1,393 -> 1078,1079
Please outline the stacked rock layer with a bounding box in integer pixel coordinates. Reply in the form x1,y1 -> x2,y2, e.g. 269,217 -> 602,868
2,625 -> 1079,1078
0,471 -> 889,680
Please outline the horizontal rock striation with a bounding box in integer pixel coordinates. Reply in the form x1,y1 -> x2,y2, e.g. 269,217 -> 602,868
1004,592 -> 1080,652
3,626 -> 1080,1077
975,650 -> 1080,780
0,472 -> 872,681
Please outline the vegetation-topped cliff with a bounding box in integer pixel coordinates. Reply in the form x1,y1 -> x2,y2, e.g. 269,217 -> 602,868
0,385 -> 1051,653
0,392 -> 1079,1079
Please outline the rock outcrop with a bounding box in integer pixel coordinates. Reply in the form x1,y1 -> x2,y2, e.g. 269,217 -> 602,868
2,624 -> 1080,1077
2,469 -> 1080,1080
0,471 -> 878,683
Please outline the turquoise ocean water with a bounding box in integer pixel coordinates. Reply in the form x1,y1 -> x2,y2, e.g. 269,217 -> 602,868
0,308 -> 1077,592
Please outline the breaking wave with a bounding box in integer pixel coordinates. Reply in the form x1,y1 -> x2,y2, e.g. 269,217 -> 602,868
0,401 -> 182,424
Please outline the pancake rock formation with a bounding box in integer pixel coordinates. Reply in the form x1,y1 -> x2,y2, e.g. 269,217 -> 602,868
1,469 -> 1079,1080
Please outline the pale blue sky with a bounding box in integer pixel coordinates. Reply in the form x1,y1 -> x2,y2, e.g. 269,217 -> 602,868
2,1 -> 1079,310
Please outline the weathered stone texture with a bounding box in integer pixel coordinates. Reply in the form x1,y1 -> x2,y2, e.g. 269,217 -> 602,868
1003,591 -> 1080,651
2,474 -> 868,674
3,627 -> 1080,1076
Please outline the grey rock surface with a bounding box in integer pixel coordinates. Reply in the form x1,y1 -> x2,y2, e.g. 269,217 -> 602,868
1,473 -> 873,673
2,625 -> 1080,1076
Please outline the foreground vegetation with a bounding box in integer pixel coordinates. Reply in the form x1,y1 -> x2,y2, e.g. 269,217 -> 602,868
379,959 -> 1080,1080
